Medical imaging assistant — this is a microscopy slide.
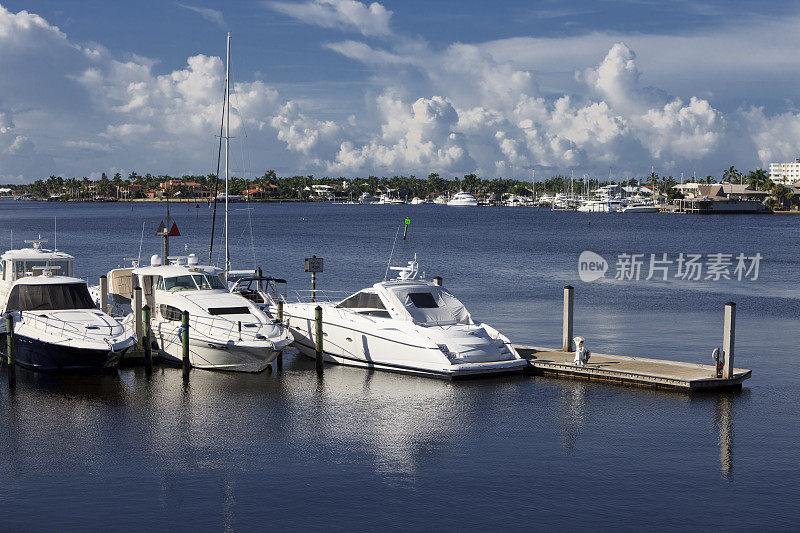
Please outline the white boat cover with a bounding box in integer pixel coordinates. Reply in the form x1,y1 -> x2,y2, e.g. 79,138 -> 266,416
378,283 -> 472,326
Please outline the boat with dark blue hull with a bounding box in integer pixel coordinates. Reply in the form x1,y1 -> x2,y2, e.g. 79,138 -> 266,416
1,238 -> 136,372
11,324 -> 124,372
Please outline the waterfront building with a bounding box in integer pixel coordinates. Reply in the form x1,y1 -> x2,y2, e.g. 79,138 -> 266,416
768,159 -> 800,185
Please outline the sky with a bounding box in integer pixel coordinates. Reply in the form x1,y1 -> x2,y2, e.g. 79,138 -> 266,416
1,0 -> 800,183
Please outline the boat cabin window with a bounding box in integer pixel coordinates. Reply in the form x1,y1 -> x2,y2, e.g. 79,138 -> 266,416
195,274 -> 226,290
208,306 -> 251,316
162,274 -> 226,291
337,292 -> 386,310
337,291 -> 390,318
159,304 -> 183,321
12,259 -> 72,279
6,283 -> 96,311
407,292 -> 439,308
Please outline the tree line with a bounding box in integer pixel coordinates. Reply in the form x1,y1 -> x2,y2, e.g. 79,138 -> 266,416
2,166 -> 795,208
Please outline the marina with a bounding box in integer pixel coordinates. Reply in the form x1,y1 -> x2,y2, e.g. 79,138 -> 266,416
2,1 -> 800,528
0,199 -> 796,530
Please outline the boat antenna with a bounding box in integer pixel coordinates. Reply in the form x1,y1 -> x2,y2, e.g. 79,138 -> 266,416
137,220 -> 145,266
9,229 -> 12,249
383,221 -> 403,281
208,33 -> 229,264
53,216 -> 57,251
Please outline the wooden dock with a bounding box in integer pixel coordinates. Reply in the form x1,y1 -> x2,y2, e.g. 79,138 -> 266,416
514,345 -> 752,391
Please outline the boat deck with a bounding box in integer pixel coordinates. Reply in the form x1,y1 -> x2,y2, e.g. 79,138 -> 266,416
514,345 -> 751,391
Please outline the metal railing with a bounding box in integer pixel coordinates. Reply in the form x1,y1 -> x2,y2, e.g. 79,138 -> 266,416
16,311 -> 129,342
288,289 -> 350,304
165,311 -> 271,343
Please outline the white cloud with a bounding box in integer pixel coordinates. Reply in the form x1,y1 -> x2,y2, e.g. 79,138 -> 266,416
267,0 -> 392,37
328,92 -> 473,174
176,3 -> 226,28
2,2 -> 800,182
742,106 -> 800,166
271,101 -> 341,155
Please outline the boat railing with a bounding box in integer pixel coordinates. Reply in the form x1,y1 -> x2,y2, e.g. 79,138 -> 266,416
287,290 -> 350,304
181,312 -> 272,343
17,311 -> 127,342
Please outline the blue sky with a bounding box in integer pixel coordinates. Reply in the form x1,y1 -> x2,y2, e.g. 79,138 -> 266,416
1,0 -> 800,182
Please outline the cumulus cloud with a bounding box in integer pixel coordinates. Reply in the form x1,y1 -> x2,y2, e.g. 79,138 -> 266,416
267,0 -> 392,37
2,2 -> 800,181
328,92 -> 473,174
176,3 -> 226,28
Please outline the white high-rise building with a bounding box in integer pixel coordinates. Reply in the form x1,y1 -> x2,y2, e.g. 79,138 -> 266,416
769,159 -> 800,185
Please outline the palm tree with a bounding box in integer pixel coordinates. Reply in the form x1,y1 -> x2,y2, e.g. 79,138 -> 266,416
722,166 -> 741,184
771,183 -> 792,210
747,168 -> 769,190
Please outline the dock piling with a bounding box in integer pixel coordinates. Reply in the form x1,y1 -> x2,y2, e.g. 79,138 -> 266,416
562,285 -> 574,352
134,286 -> 143,352
181,310 -> 191,379
315,305 -> 323,374
142,304 -> 152,375
5,314 -> 15,387
275,301 -> 284,370
100,275 -> 108,314
723,302 -> 736,379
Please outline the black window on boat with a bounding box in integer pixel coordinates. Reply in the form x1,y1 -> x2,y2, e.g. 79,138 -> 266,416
6,283 -> 97,311
407,292 -> 439,308
208,306 -> 251,316
159,304 -> 183,321
337,292 -> 385,310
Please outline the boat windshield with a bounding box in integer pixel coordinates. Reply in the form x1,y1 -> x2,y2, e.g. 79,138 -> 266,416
163,274 -> 226,291
6,283 -> 97,311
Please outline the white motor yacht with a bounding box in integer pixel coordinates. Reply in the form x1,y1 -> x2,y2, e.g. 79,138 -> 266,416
272,257 -> 526,378
447,191 -> 478,206
102,254 -> 292,372
359,192 -> 380,204
620,197 -> 660,213
0,239 -> 135,371
577,199 -> 622,212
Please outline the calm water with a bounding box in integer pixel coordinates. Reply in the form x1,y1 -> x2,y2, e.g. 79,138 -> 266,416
0,199 -> 798,531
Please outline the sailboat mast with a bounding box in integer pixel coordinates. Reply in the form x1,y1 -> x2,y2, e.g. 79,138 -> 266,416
224,32 -> 231,277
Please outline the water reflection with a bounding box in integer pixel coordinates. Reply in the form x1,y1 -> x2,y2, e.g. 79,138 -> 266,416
558,382 -> 586,454
295,362 -> 464,477
714,392 -> 735,481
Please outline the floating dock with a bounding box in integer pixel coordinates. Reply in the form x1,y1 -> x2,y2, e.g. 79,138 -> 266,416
514,345 -> 751,391
513,286 -> 753,392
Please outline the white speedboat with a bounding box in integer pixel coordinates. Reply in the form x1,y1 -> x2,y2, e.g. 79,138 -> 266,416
102,254 -> 292,372
621,202 -> 660,213
577,199 -> 622,212
0,239 -> 134,371
272,257 -> 526,378
447,191 -> 478,206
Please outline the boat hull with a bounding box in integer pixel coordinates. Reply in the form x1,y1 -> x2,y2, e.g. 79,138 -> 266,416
284,311 -> 526,379
291,337 -> 525,378
156,329 -> 281,373
7,334 -> 122,372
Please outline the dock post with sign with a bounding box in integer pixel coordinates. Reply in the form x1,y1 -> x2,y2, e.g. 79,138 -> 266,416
155,215 -> 181,264
305,256 -> 323,302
